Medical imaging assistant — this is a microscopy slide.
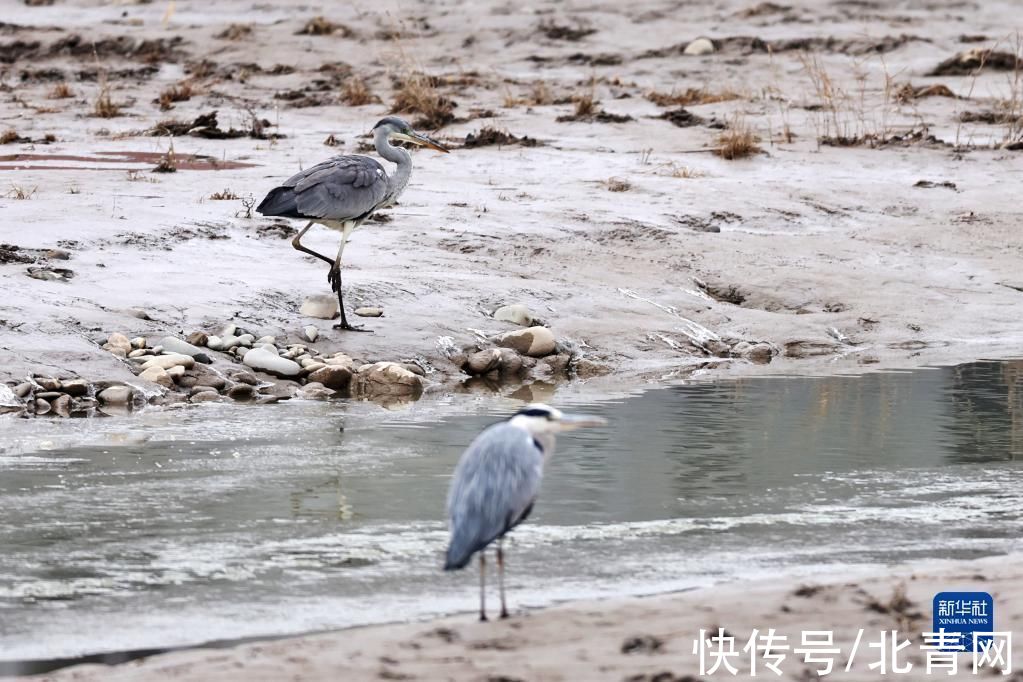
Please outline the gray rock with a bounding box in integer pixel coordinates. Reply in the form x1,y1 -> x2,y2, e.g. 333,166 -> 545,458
13,382 -> 33,398
186,331 -> 208,346
467,349 -> 502,375
221,324 -> 237,338
194,352 -> 212,364
189,385 -> 218,397
256,335 -> 277,346
227,369 -> 259,386
227,383 -> 257,401
401,363 -> 426,377
300,295 -> 340,320
352,362 -> 424,397
493,304 -> 535,327
206,335 -> 226,351
684,37 -> 715,55
574,358 -> 609,378
128,349 -> 149,358
35,391 -> 63,401
159,336 -> 207,359
354,307 -> 384,318
98,385 -> 135,405
307,365 -> 353,391
302,361 -> 327,373
236,334 -> 255,347
190,390 -> 221,403
299,387 -> 334,401
242,347 -> 302,378
35,377 -> 61,391
130,336 -> 147,349
498,348 -> 524,376
266,381 -> 301,399
105,332 -> 131,354
51,393 -> 72,417
139,366 -> 173,387
34,398 -> 51,415
493,326 -> 556,358
303,325 -> 319,343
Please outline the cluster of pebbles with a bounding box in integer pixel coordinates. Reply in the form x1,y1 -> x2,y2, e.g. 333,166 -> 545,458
1,304 -> 612,419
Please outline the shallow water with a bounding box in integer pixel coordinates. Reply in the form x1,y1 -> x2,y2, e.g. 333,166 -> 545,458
2,360 -> 1023,672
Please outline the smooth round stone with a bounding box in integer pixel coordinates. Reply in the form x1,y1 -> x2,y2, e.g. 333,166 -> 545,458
227,384 -> 257,401
684,37 -> 715,55
236,334 -> 255,347
141,354 -> 195,371
34,398 -> 51,415
306,365 -> 352,390
493,304 -> 535,327
354,307 -> 383,318
242,347 -> 302,378
221,324 -> 237,338
256,335 -> 276,346
128,349 -> 148,358
190,390 -> 221,403
139,366 -> 173,387
206,335 -> 226,351
492,326 -> 557,358
98,386 -> 135,405
300,295 -> 339,320
186,331 -> 208,346
130,337 -> 147,349
159,336 -> 207,359
303,326 -> 319,342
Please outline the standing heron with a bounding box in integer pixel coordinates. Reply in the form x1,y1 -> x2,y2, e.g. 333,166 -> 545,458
256,117 -> 449,331
444,403 -> 606,620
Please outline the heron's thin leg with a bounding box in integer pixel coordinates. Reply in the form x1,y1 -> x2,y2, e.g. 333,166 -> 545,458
478,552 -> 488,622
329,222 -> 370,333
497,539 -> 509,619
291,221 -> 333,266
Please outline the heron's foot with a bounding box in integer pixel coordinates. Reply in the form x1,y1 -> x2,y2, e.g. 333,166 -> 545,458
479,613 -> 488,622
327,266 -> 342,293
499,609 -> 509,620
333,320 -> 372,333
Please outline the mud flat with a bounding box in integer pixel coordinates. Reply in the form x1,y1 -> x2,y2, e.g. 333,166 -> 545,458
2,0 -> 1022,410
29,554 -> 1022,681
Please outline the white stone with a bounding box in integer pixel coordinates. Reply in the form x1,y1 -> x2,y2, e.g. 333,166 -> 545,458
206,335 -> 225,351
242,347 -> 302,377
303,325 -> 319,342
256,335 -> 276,346
139,366 -> 173,387
159,336 -> 206,358
300,295 -> 340,320
141,353 -> 195,371
684,37 -> 715,55
353,362 -> 423,396
492,326 -> 557,358
106,332 -> 131,353
98,385 -> 135,405
354,307 -> 383,318
493,304 -> 535,327
236,334 -> 255,347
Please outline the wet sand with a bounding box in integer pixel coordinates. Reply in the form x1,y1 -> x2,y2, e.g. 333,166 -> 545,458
29,553 -> 1021,681
0,0 -> 1021,398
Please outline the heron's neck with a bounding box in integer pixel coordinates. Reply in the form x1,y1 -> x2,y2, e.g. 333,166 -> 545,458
375,127 -> 412,203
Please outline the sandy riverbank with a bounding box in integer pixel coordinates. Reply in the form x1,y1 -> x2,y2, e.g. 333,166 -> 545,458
26,554 -> 1020,681
1,0 -> 1022,409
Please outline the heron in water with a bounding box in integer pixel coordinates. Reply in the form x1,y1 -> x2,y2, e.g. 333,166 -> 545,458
256,117 -> 449,331
444,403 -> 606,620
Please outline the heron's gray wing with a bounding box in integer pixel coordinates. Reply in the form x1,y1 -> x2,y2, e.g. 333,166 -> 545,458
257,155 -> 388,222
444,423 -> 543,570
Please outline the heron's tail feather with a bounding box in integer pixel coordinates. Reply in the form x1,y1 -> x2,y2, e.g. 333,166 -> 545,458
256,186 -> 300,218
443,544 -> 473,571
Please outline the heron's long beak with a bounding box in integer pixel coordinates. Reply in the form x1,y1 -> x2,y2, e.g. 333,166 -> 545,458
394,131 -> 450,153
556,414 -> 607,432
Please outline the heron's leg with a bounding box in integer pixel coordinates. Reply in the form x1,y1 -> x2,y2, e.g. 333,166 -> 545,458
291,221 -> 333,266
497,539 -> 509,619
329,222 -> 370,332
478,552 -> 488,622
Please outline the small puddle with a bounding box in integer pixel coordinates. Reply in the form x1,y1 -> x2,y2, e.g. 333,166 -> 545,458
0,150 -> 257,171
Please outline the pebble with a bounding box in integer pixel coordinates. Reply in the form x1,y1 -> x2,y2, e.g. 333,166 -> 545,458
222,324 -> 237,338
354,307 -> 384,318
141,354 -> 195,371
166,365 -> 186,380
256,335 -> 277,346
35,377 -> 61,391
106,332 -> 131,351
130,337 -> 147,350
35,391 -> 63,401
684,37 -> 715,55
159,336 -> 207,359
352,362 -> 423,397
303,326 -> 318,343
51,393 -> 72,417
190,390 -> 221,403
236,334 -> 255,347
307,365 -> 353,391
227,384 -> 256,401
300,295 -> 340,320
242,347 -> 302,378
574,357 -> 610,378
14,382 -> 33,398
34,398 -> 51,415
492,326 -> 556,358
98,385 -> 135,405
324,353 -> 355,368
493,304 -> 535,327
228,370 -> 259,386
497,348 -> 523,376
139,366 -> 173,387
125,308 -> 151,320
266,381 -> 301,399
467,349 -> 502,375
206,335 -> 226,351
299,386 -> 334,401
189,385 -> 216,397
128,349 -> 149,358
186,331 -> 208,347
302,361 -> 326,372
193,352 -> 212,364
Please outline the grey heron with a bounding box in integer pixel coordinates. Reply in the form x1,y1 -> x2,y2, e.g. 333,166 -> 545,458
444,403 -> 606,620
256,116 -> 449,331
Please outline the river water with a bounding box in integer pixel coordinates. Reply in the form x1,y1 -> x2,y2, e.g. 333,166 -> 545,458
2,360 -> 1022,672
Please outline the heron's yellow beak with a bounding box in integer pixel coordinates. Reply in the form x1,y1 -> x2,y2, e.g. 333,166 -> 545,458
555,414 -> 607,432
393,131 -> 450,153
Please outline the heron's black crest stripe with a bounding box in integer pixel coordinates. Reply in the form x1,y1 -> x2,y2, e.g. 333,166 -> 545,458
532,438 -> 544,453
516,408 -> 553,419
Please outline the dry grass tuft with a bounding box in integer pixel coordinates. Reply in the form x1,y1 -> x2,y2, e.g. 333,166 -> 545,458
208,189 -> 240,200
324,133 -> 340,146
503,80 -> 553,108
6,184 -> 37,200
1,130 -> 20,144
646,88 -> 741,107
152,146 -> 177,173
216,24 -> 253,41
573,92 -> 596,117
48,82 -> 74,100
391,72 -> 455,128
93,84 -> 121,118
603,177 -> 631,192
342,77 -> 377,106
715,116 -> 762,159
297,16 -> 353,37
669,164 -> 704,178
157,82 -> 195,111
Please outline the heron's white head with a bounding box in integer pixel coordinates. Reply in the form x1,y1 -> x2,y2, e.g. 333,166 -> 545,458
508,403 -> 606,435
372,116 -> 450,153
